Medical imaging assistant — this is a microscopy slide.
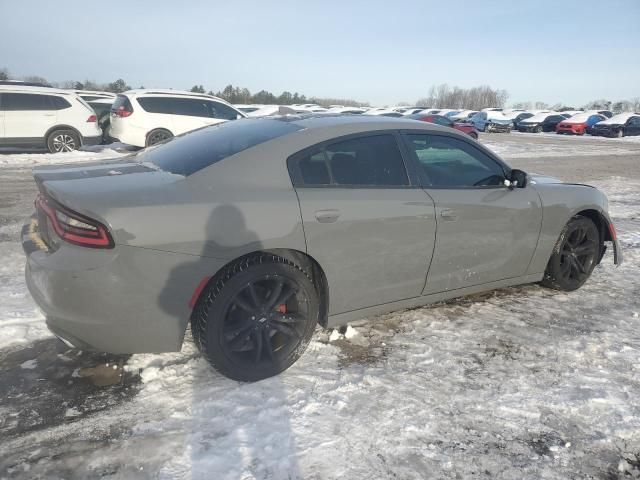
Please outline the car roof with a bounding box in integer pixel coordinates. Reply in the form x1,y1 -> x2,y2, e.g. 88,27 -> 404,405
74,90 -> 116,97
256,113 -> 454,135
0,84 -> 76,96
121,88 -> 231,104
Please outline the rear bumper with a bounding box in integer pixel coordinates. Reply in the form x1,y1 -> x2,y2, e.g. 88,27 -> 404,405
556,126 -> 584,134
591,129 -> 615,137
82,135 -> 102,146
22,216 -> 226,354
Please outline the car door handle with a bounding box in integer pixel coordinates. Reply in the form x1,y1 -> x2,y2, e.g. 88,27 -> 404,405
440,208 -> 458,221
315,209 -> 341,223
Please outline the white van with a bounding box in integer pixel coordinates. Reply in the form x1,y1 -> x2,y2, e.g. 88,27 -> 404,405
108,89 -> 246,147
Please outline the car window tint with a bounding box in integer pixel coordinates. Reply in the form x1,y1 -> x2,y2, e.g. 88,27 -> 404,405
209,101 -> 241,120
307,135 -> 408,186
405,134 -> 505,188
48,96 -> 71,110
137,97 -> 172,114
172,98 -> 210,117
433,116 -> 452,126
2,93 -> 53,111
295,135 -> 408,187
138,97 -> 209,116
142,118 -> 303,176
299,151 -> 331,185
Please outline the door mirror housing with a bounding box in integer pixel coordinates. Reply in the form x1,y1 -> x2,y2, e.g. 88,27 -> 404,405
507,169 -> 527,189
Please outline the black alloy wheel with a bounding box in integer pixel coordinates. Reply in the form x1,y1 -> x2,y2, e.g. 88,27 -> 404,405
541,216 -> 600,291
191,254 -> 319,381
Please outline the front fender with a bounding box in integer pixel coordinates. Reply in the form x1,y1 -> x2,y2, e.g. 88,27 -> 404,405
526,183 -> 622,274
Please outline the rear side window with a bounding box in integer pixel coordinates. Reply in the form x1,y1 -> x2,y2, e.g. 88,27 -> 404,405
139,118 -> 303,176
137,97 -> 238,119
293,134 -> 409,187
1,93 -> 68,110
49,96 -> 71,110
137,97 -> 177,115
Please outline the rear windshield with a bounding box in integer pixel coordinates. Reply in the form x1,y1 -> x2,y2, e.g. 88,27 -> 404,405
136,118 -> 304,176
111,95 -> 132,112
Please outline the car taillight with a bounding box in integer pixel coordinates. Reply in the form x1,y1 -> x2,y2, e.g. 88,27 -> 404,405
87,114 -> 97,123
115,105 -> 133,118
35,195 -> 114,248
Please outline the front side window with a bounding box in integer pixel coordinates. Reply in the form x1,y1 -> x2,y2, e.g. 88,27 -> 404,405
404,134 -> 506,188
208,101 -> 241,120
295,134 -> 409,187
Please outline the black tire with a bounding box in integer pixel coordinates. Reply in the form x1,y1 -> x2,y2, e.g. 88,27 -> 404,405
191,254 -> 320,382
469,132 -> 478,140
541,215 -> 600,291
534,125 -> 543,133
146,128 -> 173,147
47,129 -> 80,153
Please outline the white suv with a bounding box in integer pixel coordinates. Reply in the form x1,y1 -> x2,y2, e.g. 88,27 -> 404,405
0,85 -> 102,153
108,89 -> 246,147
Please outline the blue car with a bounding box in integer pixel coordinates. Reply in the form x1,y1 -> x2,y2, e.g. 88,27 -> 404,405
469,111 -> 512,133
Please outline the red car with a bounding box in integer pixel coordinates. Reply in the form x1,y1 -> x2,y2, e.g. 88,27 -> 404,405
407,113 -> 479,139
556,113 -> 606,135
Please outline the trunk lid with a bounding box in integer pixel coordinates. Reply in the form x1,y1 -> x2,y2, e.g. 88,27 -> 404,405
33,157 -> 184,245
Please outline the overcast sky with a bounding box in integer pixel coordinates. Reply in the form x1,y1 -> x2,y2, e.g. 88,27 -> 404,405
1,0 -> 638,106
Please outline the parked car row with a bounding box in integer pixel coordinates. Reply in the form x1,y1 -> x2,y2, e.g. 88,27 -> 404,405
0,82 -> 638,153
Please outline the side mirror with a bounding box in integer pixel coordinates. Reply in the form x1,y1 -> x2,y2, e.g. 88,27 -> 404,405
507,169 -> 527,189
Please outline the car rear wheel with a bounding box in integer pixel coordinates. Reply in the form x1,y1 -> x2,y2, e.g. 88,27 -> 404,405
534,125 -> 542,133
47,129 -> 80,153
191,254 -> 320,382
540,215 -> 600,291
146,128 -> 173,147
469,132 -> 478,140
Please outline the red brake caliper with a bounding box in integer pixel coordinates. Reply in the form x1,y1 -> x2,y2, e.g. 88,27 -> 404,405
276,304 -> 287,314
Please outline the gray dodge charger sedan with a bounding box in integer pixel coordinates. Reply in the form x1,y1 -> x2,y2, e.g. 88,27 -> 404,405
22,115 -> 622,381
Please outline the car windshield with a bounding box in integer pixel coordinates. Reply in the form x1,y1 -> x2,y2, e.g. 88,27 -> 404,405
137,118 -> 304,176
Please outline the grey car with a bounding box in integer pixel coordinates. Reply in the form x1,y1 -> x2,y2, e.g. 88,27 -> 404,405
22,115 -> 622,381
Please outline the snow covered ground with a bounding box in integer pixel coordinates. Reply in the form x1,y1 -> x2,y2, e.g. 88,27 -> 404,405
1,136 -> 639,479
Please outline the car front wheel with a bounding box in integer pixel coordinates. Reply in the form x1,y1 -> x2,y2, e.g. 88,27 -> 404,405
541,215 -> 600,291
191,254 -> 320,382
47,129 -> 80,153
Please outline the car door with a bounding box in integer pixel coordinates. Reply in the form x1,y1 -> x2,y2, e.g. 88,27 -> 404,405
401,132 -> 543,295
289,132 -> 436,315
3,92 -> 58,141
626,116 -> 640,136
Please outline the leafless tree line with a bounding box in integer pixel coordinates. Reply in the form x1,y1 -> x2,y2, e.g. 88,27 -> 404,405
415,84 -> 509,110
